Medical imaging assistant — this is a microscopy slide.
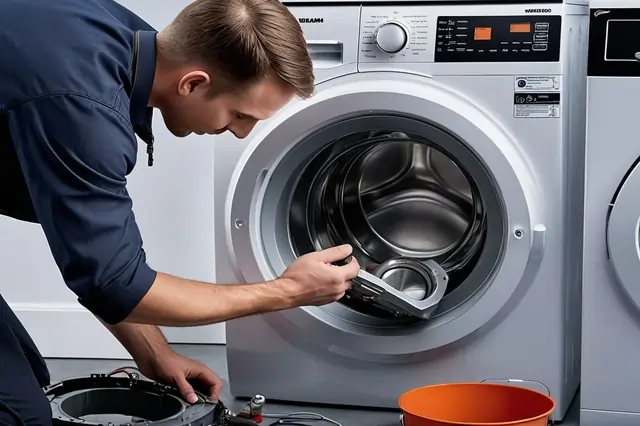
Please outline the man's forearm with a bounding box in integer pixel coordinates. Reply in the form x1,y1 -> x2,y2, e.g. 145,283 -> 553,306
102,321 -> 169,361
125,272 -> 294,327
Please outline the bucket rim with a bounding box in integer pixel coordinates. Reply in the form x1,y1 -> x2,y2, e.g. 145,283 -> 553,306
398,382 -> 556,426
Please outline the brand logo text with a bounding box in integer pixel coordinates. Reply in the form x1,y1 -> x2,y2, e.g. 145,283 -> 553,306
298,17 -> 324,23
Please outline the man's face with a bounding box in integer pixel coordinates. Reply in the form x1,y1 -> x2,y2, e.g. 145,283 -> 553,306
158,73 -> 296,139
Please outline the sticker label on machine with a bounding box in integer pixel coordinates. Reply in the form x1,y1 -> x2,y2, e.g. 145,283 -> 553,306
513,76 -> 562,119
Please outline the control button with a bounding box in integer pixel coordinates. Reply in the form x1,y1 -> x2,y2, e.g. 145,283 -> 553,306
535,22 -> 549,32
533,33 -> 548,42
532,43 -> 548,51
375,21 -> 409,54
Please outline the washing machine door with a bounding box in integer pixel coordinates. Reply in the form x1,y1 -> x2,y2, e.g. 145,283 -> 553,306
226,72 -> 546,358
607,160 -> 640,310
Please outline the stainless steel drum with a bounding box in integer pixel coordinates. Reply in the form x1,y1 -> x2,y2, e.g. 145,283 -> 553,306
289,129 -> 489,320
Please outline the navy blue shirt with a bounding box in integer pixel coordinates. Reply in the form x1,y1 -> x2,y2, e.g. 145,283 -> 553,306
0,0 -> 160,324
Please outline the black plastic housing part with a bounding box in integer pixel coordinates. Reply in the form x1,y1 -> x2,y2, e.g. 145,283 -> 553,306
44,374 -> 251,426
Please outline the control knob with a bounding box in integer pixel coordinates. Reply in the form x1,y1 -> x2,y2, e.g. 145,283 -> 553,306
374,21 -> 409,54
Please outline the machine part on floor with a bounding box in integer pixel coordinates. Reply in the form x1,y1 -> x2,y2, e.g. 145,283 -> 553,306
44,370 -> 256,426
347,257 -> 448,319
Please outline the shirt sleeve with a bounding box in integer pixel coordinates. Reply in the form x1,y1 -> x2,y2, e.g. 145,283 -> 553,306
8,93 -> 157,324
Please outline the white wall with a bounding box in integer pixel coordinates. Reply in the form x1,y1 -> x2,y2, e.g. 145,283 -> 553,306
2,0 -> 225,360
127,115 -> 223,346
121,0 -> 226,347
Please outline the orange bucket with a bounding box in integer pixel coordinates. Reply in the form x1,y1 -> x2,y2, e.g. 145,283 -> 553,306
398,383 -> 556,426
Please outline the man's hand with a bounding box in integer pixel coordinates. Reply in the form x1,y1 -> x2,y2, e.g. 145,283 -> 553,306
276,244 -> 361,306
136,346 -> 223,403
102,322 -> 223,403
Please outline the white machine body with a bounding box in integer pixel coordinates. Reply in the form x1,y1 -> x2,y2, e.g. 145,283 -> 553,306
581,0 -> 640,425
214,1 -> 587,422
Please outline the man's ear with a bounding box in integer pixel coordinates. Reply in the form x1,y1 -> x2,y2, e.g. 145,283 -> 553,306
177,71 -> 210,96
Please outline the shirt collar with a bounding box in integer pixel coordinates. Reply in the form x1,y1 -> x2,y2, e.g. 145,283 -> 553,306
130,30 -> 156,144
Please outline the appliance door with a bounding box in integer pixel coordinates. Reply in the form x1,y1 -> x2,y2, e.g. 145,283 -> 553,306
607,161 -> 640,311
225,72 -> 546,358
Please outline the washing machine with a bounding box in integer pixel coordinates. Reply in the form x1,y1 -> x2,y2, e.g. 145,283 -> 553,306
581,1 -> 640,425
213,1 -> 588,422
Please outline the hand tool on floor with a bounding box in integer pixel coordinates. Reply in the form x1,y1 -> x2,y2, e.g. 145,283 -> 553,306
237,394 -> 266,423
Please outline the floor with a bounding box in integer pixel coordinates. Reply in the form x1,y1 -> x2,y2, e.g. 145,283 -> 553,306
46,344 -> 581,426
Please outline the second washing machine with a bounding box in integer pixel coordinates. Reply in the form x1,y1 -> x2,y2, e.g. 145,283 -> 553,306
581,0 -> 640,424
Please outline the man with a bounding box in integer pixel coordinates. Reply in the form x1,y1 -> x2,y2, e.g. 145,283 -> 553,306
0,0 -> 361,424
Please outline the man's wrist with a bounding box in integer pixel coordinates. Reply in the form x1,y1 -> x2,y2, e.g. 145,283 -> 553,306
266,278 -> 296,310
104,322 -> 170,361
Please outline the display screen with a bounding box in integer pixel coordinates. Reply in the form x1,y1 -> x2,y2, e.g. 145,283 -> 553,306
605,19 -> 640,60
473,27 -> 492,40
510,23 -> 531,33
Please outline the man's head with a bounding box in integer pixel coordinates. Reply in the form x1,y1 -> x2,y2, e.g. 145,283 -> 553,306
150,0 -> 314,139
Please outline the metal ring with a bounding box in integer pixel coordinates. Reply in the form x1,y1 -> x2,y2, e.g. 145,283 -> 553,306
372,257 -> 439,301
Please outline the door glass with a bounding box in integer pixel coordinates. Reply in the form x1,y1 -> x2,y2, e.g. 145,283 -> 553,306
289,130 -> 488,319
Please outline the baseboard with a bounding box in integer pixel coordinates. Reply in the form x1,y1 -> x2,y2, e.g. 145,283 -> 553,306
11,303 -> 227,359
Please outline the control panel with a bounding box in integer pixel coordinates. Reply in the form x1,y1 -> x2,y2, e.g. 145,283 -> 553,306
358,7 -> 562,63
360,9 -> 430,62
435,15 -> 561,62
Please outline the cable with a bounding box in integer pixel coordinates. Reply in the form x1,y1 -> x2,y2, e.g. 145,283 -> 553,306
106,366 -> 141,379
263,412 -> 341,426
